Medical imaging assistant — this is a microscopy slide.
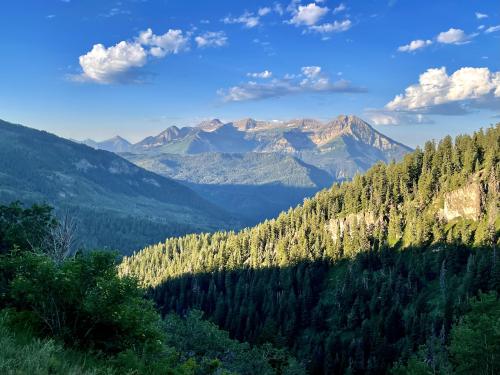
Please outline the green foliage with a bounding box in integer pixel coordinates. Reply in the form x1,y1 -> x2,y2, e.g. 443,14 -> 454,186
121,124 -> 500,374
391,292 -> 500,375
0,201 -> 299,374
0,312 -> 114,375
449,292 -> 500,374
4,251 -> 163,355
0,202 -> 55,254
163,310 -> 305,375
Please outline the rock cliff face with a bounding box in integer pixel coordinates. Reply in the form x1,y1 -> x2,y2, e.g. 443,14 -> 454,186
326,211 -> 378,242
441,182 -> 483,221
439,171 -> 499,222
487,171 -> 500,225
326,170 -> 498,244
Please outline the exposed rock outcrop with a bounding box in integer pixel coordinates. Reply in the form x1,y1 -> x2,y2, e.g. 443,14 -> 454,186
326,211 -> 378,242
440,182 -> 483,221
438,170 -> 498,222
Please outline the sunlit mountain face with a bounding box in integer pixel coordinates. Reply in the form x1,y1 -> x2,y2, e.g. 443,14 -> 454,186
83,115 -> 412,223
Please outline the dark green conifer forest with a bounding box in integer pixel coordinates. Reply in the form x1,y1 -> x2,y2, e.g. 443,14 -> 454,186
0,124 -> 498,374
0,203 -> 303,374
120,124 -> 500,374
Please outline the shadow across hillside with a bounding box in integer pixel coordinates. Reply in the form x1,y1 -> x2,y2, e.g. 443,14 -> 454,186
147,241 -> 498,374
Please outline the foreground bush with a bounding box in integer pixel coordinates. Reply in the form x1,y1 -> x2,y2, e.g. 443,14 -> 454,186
0,312 -> 114,375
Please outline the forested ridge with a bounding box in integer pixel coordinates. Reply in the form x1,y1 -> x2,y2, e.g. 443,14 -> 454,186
0,203 -> 303,374
0,119 -> 237,254
120,124 -> 500,374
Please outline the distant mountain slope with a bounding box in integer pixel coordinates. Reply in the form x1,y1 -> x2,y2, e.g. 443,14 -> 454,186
0,119 -> 236,253
84,115 -> 410,160
109,115 -> 412,223
82,136 -> 132,153
125,152 -> 333,222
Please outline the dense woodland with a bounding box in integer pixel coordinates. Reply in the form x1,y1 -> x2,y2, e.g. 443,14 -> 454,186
0,119 -> 237,254
0,203 -> 302,374
121,124 -> 500,374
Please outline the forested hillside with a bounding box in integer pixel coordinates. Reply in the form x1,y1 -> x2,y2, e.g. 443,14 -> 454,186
121,125 -> 500,374
0,203 -> 303,374
126,151 -> 333,222
0,119 -> 237,253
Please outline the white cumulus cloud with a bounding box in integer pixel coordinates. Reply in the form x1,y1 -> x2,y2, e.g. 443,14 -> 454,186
386,67 -> 500,114
290,3 -> 329,26
485,25 -> 500,34
247,70 -> 273,79
437,28 -> 473,45
398,39 -> 432,52
301,66 -> 322,78
75,27 -> 225,84
223,12 -> 260,28
195,31 -> 228,48
258,7 -> 272,16
475,12 -> 488,19
309,19 -> 352,33
77,41 -> 147,84
137,28 -> 189,57
333,3 -> 346,14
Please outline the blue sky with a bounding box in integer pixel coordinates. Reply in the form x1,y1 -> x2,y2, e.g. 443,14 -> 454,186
0,0 -> 499,147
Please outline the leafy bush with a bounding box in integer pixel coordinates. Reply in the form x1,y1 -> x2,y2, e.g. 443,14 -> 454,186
3,251 -> 165,356
0,311 -> 114,375
391,291 -> 500,375
0,202 -> 54,255
164,310 -> 305,375
449,292 -> 500,374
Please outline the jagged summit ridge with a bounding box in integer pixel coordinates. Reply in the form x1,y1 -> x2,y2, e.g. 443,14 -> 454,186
82,115 -> 411,158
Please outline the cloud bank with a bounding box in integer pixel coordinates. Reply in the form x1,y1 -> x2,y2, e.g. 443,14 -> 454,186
218,66 -> 365,102
367,67 -> 500,125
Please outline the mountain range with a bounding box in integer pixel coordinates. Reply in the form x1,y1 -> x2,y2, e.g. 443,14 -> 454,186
85,115 -> 412,223
0,119 -> 236,253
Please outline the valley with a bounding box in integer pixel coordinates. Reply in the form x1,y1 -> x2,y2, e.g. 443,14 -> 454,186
86,115 -> 412,223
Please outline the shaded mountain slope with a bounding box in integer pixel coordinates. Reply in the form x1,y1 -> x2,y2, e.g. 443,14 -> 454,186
126,152 -> 333,222
0,119 -> 237,253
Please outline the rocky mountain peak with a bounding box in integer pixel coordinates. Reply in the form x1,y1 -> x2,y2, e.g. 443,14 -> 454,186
198,119 -> 224,131
329,115 -> 372,132
286,118 -> 323,129
158,126 -> 181,140
109,135 -> 131,144
233,118 -> 257,130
